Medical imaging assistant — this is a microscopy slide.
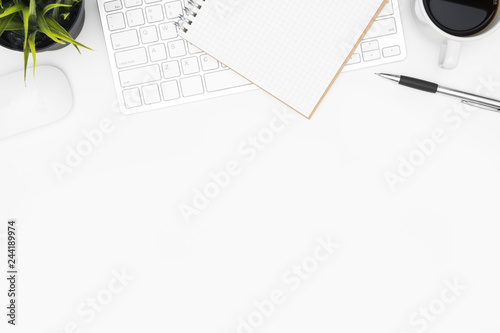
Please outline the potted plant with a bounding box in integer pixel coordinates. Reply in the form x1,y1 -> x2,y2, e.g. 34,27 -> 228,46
0,0 -> 90,80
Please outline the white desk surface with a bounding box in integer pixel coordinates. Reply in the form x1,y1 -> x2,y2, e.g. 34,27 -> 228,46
1,1 -> 500,332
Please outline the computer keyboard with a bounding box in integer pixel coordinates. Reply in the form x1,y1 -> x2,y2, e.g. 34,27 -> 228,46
344,0 -> 407,72
97,0 -> 407,114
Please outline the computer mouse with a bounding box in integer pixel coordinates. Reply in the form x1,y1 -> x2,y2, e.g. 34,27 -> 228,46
0,66 -> 73,139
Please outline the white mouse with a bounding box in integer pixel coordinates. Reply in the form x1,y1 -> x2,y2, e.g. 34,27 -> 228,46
0,66 -> 73,139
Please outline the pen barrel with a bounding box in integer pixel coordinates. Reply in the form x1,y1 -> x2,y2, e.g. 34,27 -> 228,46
400,76 -> 438,93
437,86 -> 500,111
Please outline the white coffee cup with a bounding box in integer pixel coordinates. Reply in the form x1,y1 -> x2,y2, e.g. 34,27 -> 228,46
412,0 -> 500,69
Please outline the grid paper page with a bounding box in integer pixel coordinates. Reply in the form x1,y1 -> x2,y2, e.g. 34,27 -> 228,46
180,0 -> 385,118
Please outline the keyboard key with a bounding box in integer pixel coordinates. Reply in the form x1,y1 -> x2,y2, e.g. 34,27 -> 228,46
115,47 -> 148,68
123,88 -> 142,108
119,64 -> 161,87
142,84 -> 161,104
383,45 -> 401,57
161,60 -> 181,78
363,50 -> 381,61
111,30 -> 139,50
104,0 -> 122,12
124,0 -> 142,8
379,0 -> 394,16
365,18 -> 397,39
165,1 -> 183,20
148,43 -> 167,61
145,0 -> 161,3
167,40 -> 186,58
200,54 -> 219,71
180,76 -> 204,97
346,53 -> 361,65
107,13 -> 126,31
159,22 -> 178,40
188,43 -> 203,54
161,80 -> 180,101
126,8 -> 145,27
181,57 -> 200,75
204,70 -> 251,92
361,40 -> 379,52
140,26 -> 159,44
146,4 -> 164,23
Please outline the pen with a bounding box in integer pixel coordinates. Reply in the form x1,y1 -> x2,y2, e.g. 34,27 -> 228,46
376,73 -> 500,113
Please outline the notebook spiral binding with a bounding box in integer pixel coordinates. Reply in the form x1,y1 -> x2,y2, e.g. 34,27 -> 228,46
176,0 -> 206,33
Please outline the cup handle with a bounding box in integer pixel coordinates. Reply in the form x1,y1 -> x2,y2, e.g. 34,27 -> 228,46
439,39 -> 462,69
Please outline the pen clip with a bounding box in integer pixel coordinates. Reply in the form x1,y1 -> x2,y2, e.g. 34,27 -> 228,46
461,100 -> 500,113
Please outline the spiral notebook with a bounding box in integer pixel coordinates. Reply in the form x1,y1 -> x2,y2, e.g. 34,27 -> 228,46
179,0 -> 388,119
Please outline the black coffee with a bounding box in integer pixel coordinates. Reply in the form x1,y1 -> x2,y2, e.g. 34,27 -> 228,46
424,0 -> 499,37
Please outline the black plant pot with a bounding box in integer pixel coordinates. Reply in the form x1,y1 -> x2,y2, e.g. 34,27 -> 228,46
0,1 -> 85,53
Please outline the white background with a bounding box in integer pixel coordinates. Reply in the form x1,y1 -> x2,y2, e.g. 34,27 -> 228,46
1,1 -> 500,333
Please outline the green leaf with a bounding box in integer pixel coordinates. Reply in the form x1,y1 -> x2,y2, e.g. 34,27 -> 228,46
45,15 -> 72,38
37,16 -> 65,44
23,37 -> 29,83
28,0 -> 36,21
42,3 -> 72,16
0,4 -> 24,18
46,16 -> 92,50
0,13 -> 13,35
5,16 -> 23,30
51,0 -> 61,20
28,31 -> 36,76
21,7 -> 28,48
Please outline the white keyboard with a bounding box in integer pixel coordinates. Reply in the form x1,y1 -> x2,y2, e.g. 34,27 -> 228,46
345,0 -> 407,72
97,0 -> 407,115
